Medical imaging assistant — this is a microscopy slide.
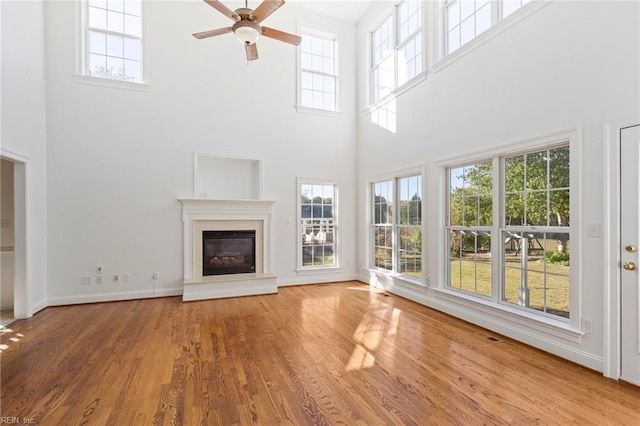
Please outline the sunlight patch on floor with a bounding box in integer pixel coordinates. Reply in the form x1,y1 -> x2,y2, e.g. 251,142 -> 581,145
0,325 -> 24,353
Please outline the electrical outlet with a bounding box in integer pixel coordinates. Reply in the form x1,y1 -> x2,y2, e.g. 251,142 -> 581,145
152,272 -> 159,280
95,275 -> 103,284
113,274 -> 120,283
96,265 -> 103,273
81,275 -> 92,285
581,318 -> 593,335
123,273 -> 131,282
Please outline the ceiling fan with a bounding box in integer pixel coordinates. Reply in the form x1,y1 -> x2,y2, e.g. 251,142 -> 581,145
193,0 -> 302,62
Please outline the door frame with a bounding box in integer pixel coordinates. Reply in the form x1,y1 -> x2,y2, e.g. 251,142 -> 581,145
0,149 -> 28,319
604,115 -> 640,379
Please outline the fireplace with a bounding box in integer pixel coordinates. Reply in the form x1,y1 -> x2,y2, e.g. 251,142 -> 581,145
202,230 -> 256,276
179,198 -> 277,301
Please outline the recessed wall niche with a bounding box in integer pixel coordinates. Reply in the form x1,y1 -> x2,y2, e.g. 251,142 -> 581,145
194,154 -> 262,200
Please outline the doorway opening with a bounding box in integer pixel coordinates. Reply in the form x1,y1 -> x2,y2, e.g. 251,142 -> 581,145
0,152 -> 27,326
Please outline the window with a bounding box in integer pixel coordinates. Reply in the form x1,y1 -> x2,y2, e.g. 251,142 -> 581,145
502,147 -> 570,318
445,0 -> 531,54
85,0 -> 143,82
448,161 -> 493,297
445,144 -> 572,320
299,182 -> 337,268
372,174 -> 423,280
371,0 -> 423,103
299,30 -> 338,112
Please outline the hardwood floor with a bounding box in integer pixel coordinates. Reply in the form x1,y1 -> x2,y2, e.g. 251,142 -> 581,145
1,281 -> 638,425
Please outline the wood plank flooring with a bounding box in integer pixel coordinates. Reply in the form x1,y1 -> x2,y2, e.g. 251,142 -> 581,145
1,281 -> 639,425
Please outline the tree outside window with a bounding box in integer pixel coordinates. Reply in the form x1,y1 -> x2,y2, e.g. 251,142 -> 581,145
446,145 -> 571,319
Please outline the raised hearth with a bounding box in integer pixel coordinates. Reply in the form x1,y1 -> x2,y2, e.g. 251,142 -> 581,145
179,198 -> 277,301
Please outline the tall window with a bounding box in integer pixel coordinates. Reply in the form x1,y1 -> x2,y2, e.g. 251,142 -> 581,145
372,175 -> 423,280
447,161 -> 493,297
445,0 -> 531,54
373,180 -> 394,270
502,146 -> 570,318
445,144 -> 572,320
299,182 -> 337,268
86,0 -> 143,82
300,30 -> 338,112
371,0 -> 423,103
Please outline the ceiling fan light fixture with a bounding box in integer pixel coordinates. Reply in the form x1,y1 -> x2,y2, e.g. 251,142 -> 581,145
233,21 -> 260,45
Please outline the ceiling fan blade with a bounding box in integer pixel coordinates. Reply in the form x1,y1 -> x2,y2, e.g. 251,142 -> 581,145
203,0 -> 240,22
245,43 -> 259,61
251,0 -> 285,23
261,26 -> 301,46
193,27 -> 233,39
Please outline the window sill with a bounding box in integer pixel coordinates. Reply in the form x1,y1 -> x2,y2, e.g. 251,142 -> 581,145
73,74 -> 150,92
296,266 -> 343,276
431,287 -> 583,343
364,71 -> 427,116
432,1 -> 551,75
296,105 -> 342,118
365,267 -> 427,288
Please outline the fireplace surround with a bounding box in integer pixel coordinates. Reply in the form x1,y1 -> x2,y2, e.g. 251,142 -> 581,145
179,198 -> 277,301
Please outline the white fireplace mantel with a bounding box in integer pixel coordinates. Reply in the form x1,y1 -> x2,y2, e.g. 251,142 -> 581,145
179,198 -> 277,301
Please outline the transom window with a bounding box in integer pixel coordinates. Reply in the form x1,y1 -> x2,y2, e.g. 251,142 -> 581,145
371,0 -> 423,103
372,174 -> 423,280
445,0 -> 531,54
299,30 -> 338,112
86,0 -> 143,82
299,182 -> 338,268
445,144 -> 572,320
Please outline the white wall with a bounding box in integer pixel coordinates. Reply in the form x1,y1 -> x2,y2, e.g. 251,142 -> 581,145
44,1 -> 359,304
356,1 -> 639,371
1,1 -> 49,316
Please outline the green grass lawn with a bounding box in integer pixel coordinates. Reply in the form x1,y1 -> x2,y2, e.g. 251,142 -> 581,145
450,259 -> 569,318
373,250 -> 570,319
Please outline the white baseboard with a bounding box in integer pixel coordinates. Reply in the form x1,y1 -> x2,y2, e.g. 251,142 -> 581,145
47,287 -> 183,306
277,273 -> 359,287
359,271 -> 603,372
31,298 -> 48,316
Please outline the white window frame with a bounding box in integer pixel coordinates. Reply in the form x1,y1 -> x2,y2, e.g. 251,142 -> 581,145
297,26 -> 340,116
369,169 -> 424,285
436,129 -> 581,335
436,0 -> 545,71
368,0 -> 426,108
75,0 -> 149,90
297,178 -> 340,271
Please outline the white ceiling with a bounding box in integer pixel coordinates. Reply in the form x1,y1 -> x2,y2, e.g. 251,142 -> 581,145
287,0 -> 376,23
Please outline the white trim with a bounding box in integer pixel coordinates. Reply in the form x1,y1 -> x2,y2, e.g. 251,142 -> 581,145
437,128 -> 580,330
296,23 -> 341,113
368,165 -> 426,285
433,0 -> 551,74
365,0 -> 427,110
193,153 -> 263,200
363,71 -> 427,116
363,271 -> 602,370
603,114 -> 640,379
296,178 -> 340,270
435,126 -> 579,168
75,0 -> 150,86
295,105 -> 342,118
0,149 -> 30,319
72,74 -> 150,91
295,266 -> 343,276
48,287 -> 184,306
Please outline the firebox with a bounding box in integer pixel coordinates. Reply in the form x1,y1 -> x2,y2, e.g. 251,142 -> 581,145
202,230 -> 256,276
